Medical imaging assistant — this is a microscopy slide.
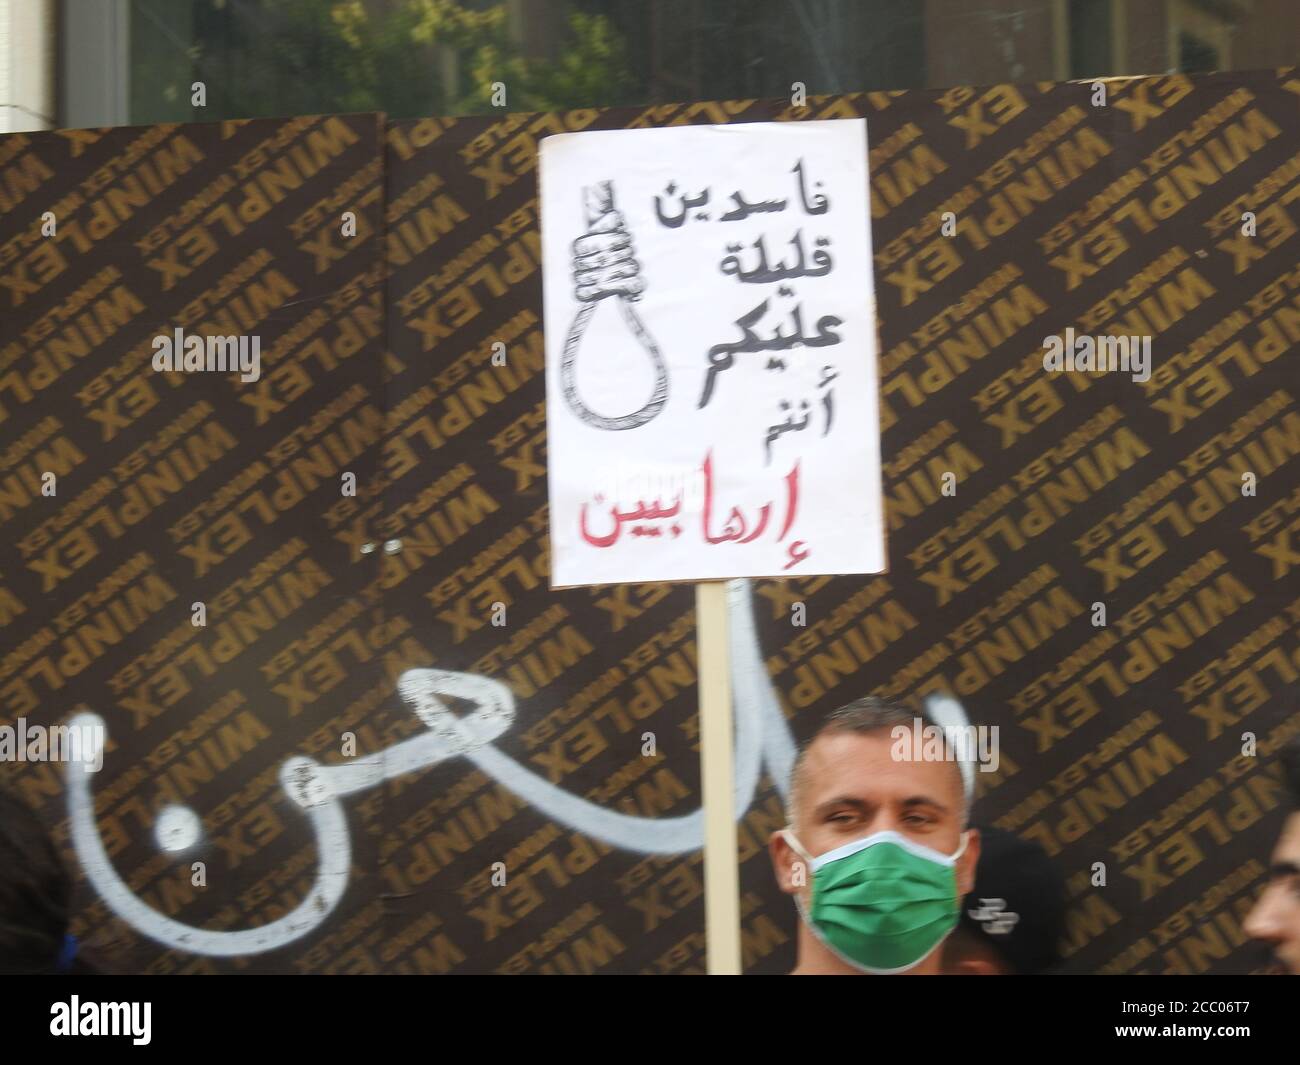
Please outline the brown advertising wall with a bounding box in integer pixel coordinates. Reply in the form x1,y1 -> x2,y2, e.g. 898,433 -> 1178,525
1,67 -> 1297,974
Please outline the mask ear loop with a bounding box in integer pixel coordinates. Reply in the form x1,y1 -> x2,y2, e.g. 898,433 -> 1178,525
951,830 -> 970,862
780,827 -> 817,927
780,826 -> 814,865
948,830 -> 973,907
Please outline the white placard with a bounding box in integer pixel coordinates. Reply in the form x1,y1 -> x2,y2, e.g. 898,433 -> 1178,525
541,119 -> 885,587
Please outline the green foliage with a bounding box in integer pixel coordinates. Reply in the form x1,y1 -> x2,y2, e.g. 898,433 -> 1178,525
179,0 -> 635,120
454,9 -> 636,113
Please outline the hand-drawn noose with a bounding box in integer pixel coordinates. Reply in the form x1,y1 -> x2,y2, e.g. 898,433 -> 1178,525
560,181 -> 669,431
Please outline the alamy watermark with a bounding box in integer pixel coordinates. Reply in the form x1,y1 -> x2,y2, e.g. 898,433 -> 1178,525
890,717 -> 1000,774
1042,327 -> 1151,383
0,717 -> 104,772
50,997 -> 151,1045
152,327 -> 261,382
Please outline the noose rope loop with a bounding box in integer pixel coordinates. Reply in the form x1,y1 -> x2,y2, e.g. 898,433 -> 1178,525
560,182 -> 669,431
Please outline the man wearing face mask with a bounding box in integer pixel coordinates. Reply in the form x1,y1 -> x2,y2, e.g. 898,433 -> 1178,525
768,695 -> 979,975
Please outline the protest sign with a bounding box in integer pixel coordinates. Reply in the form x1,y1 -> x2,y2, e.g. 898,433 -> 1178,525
541,119 -> 885,587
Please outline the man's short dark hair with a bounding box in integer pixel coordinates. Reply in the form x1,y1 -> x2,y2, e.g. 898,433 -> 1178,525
816,695 -> 918,740
788,694 -> 967,826
952,825 -> 1065,974
0,787 -> 73,974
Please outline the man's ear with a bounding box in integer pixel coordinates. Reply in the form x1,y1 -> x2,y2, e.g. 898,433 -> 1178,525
769,830 -> 806,896
957,828 -> 981,896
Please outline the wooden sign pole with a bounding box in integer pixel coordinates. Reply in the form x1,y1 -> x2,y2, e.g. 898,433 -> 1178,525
696,579 -> 742,974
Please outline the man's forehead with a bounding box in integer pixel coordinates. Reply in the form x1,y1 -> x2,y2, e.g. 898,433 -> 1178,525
799,728 -> 964,807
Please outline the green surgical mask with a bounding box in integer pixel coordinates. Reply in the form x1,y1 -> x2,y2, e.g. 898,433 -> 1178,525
783,828 -> 968,974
